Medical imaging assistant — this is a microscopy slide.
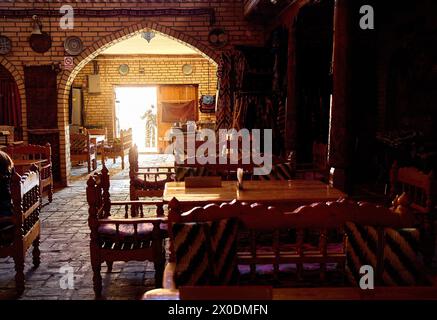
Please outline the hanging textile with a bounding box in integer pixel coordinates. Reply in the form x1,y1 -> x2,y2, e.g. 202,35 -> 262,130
215,49 -> 247,132
161,100 -> 197,122
0,79 -> 21,127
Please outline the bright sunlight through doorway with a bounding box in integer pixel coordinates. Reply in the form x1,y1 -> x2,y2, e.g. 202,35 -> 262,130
115,86 -> 158,153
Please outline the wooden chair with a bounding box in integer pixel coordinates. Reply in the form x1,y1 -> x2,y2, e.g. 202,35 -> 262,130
103,128 -> 132,170
6,143 -> 54,203
70,132 -> 97,173
129,144 -> 174,216
87,127 -> 107,155
390,161 -> 436,265
0,125 -> 23,146
86,165 -> 168,298
0,166 -> 41,295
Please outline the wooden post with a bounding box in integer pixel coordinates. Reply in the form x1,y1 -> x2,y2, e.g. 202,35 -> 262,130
285,16 -> 298,155
328,0 -> 352,191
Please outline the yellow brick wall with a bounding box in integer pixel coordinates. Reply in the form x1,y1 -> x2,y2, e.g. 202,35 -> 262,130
0,0 -> 266,184
72,54 -> 217,144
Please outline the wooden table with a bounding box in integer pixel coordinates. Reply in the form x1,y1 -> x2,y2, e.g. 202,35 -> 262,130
163,180 -> 346,211
144,287 -> 437,300
13,159 -> 46,175
90,134 -> 105,146
0,130 -> 10,145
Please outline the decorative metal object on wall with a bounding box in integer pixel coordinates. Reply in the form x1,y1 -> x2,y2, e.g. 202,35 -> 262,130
141,31 -> 155,43
29,17 -> 52,53
118,64 -> 129,75
199,95 -> 216,113
0,35 -> 12,55
208,28 -> 228,48
29,32 -> 52,53
64,36 -> 83,56
182,64 -> 193,76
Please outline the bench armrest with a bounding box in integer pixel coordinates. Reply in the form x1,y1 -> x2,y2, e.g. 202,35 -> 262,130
162,262 -> 177,289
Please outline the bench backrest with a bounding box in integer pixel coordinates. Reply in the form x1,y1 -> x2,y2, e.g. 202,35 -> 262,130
390,161 -> 436,214
6,143 -> 51,162
70,133 -> 92,154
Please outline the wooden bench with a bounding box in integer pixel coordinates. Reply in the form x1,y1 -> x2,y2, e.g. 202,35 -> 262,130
6,143 -> 53,203
160,196 -> 416,290
0,165 -> 41,295
104,128 -> 132,170
70,132 -> 97,173
86,165 -> 168,298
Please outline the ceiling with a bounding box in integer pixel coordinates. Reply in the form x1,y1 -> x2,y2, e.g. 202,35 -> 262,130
102,33 -> 198,55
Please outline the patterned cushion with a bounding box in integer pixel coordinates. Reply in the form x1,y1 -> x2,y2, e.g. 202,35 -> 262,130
131,177 -> 168,190
382,227 -> 431,286
173,222 -> 211,286
175,166 -> 208,181
345,222 -> 432,286
345,222 -> 379,286
209,218 -> 240,285
259,162 -> 294,180
98,222 -> 167,239
172,218 -> 241,287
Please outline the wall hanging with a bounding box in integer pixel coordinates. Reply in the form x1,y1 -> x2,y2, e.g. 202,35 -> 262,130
64,36 -> 83,56
29,15 -> 52,54
0,34 -> 12,55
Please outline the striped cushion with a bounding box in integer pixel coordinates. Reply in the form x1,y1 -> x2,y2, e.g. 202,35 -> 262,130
345,222 -> 432,286
209,218 -> 240,285
259,162 -> 294,180
382,228 -> 431,286
172,218 -> 241,286
175,166 -> 208,181
345,222 -> 379,286
172,222 -> 211,286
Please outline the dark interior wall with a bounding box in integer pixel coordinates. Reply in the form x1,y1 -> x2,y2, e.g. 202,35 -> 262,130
295,0 -> 334,163
375,0 -> 437,140
355,0 -> 437,183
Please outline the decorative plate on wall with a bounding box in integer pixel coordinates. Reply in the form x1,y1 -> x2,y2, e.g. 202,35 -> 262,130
29,32 -> 52,53
118,64 -> 129,75
182,64 -> 193,76
64,36 -> 83,56
0,35 -> 12,55
208,28 -> 228,48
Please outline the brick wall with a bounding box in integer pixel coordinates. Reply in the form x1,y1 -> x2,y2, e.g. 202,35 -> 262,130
72,54 -> 217,146
0,0 -> 266,184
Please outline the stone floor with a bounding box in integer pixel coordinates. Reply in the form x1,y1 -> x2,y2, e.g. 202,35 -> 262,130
1,154 -> 436,300
0,154 -> 174,300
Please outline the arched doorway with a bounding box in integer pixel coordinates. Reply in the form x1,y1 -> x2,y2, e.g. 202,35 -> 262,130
0,64 -> 23,142
57,22 -> 219,184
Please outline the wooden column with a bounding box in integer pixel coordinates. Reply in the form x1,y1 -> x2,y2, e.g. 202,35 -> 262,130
285,17 -> 298,155
328,0 -> 352,191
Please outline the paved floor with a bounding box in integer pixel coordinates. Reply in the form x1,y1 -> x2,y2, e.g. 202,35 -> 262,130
1,154 -> 436,300
0,154 -> 173,300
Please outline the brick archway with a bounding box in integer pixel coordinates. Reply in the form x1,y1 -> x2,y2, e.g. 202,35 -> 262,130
58,21 -> 220,184
0,57 -> 27,139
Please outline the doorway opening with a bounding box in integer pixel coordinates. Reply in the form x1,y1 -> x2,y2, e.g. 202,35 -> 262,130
115,86 -> 158,153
